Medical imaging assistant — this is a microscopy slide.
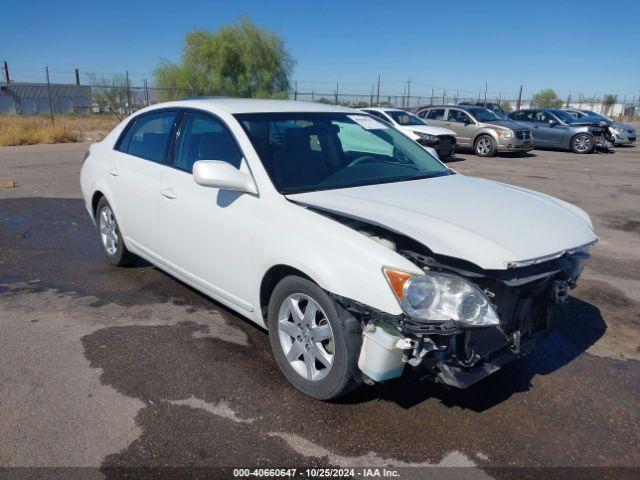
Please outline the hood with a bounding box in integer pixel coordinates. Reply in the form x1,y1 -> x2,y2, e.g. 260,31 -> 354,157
287,174 -> 597,270
480,119 -> 528,130
402,124 -> 457,136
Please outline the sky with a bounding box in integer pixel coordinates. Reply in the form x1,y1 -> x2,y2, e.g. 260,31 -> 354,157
2,0 -> 640,101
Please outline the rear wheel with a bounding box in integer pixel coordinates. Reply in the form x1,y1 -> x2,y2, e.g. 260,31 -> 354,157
267,275 -> 362,400
474,134 -> 497,157
570,133 -> 594,154
96,197 -> 136,266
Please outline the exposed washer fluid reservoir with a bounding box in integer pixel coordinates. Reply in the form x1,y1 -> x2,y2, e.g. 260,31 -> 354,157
358,322 -> 405,382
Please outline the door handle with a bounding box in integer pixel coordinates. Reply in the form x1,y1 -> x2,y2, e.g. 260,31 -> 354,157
108,168 -> 120,177
160,187 -> 177,199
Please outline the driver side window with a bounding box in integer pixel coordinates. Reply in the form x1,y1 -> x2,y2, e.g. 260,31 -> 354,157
447,109 -> 471,123
534,111 -> 552,123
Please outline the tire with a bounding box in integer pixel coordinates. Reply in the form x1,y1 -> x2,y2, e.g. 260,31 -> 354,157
474,134 -> 497,157
95,197 -> 137,267
570,133 -> 594,154
267,275 -> 363,400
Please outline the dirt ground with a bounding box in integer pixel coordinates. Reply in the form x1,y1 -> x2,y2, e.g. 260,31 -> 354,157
0,137 -> 639,478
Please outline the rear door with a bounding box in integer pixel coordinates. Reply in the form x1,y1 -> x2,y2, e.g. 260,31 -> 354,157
423,108 -> 447,127
110,109 -> 178,258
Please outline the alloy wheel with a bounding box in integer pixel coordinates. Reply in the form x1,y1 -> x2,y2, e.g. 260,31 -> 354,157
99,206 -> 118,256
476,137 -> 492,155
574,134 -> 592,153
277,293 -> 335,381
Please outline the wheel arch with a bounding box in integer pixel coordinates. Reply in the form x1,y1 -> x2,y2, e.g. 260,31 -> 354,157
91,190 -> 105,219
259,264 -> 315,323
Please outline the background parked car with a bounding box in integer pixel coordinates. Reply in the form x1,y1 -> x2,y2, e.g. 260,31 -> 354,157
508,109 -> 609,154
458,101 -> 506,117
416,105 -> 533,157
564,109 -> 636,145
361,108 -> 457,159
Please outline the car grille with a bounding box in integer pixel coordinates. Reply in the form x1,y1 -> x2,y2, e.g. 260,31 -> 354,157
515,130 -> 532,140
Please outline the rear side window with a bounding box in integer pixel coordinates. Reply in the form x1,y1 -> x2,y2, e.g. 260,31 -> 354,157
118,111 -> 178,163
426,109 -> 445,120
174,113 -> 243,173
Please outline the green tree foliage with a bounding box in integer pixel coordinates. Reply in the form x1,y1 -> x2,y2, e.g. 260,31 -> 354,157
155,17 -> 295,100
500,101 -> 513,112
603,94 -> 617,115
87,73 -> 131,119
530,89 -> 563,108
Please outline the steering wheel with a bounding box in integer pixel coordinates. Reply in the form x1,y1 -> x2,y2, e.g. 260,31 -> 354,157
346,155 -> 378,168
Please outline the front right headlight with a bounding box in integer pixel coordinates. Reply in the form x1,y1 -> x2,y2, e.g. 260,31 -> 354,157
383,268 -> 500,327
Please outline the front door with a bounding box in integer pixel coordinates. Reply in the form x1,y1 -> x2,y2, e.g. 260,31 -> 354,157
532,111 -> 567,147
157,111 -> 257,312
444,108 -> 475,146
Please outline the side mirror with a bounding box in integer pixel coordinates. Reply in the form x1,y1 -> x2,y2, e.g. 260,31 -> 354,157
193,160 -> 258,195
462,118 -> 471,125
548,119 -> 559,126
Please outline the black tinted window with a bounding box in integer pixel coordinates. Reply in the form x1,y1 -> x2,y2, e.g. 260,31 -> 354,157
124,111 -> 178,163
447,109 -> 472,123
511,111 -> 534,122
175,114 -> 242,173
426,109 -> 445,120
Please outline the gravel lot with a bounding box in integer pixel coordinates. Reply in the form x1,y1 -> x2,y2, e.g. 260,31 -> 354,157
1,137 -> 639,478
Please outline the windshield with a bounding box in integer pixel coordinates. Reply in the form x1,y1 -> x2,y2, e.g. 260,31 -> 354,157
467,107 -> 501,122
235,112 -> 449,194
385,110 -> 427,126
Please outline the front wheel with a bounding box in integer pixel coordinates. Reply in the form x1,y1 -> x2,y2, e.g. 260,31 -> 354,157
570,133 -> 594,154
267,276 -> 362,400
474,134 -> 497,157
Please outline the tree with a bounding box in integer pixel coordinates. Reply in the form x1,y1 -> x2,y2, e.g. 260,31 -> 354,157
155,17 -> 295,101
87,73 -> 132,119
603,94 -> 617,115
530,89 -> 563,108
500,101 -> 513,112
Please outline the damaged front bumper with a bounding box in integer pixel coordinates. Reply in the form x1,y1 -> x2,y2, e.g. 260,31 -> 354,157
333,250 -> 588,389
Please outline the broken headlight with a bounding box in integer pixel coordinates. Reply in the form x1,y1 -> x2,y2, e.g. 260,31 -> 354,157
383,268 -> 499,327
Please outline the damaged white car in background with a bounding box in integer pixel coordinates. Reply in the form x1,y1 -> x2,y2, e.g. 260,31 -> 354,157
81,99 -> 597,400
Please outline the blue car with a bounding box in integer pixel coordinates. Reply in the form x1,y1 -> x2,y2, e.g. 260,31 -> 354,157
508,109 -> 611,153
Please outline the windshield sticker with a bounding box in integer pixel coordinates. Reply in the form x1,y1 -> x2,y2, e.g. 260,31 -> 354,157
348,115 -> 387,130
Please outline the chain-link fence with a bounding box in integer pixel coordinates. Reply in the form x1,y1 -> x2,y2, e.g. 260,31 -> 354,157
2,80 -> 639,120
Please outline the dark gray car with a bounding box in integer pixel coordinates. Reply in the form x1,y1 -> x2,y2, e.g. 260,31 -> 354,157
508,109 -> 608,154
416,105 -> 533,157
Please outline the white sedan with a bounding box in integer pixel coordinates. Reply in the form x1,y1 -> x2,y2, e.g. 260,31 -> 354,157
361,107 -> 458,159
81,99 -> 597,400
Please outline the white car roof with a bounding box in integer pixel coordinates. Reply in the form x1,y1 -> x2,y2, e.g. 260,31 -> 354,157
143,98 -> 359,114
362,107 -> 407,113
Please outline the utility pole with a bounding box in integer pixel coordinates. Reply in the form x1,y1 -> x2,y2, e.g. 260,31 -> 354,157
335,82 -> 338,105
2,61 -> 9,83
566,94 -> 571,108
144,79 -> 150,106
430,88 -> 434,106
125,70 -> 131,115
294,81 -> 298,101
376,75 -> 380,106
442,89 -> 446,105
75,68 -> 80,86
45,66 -> 55,125
370,84 -> 374,106
406,77 -> 411,109
516,85 -> 523,110
455,90 -> 459,104
483,82 -> 488,106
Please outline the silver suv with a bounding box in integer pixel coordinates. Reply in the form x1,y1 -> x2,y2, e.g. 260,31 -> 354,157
416,105 -> 534,157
